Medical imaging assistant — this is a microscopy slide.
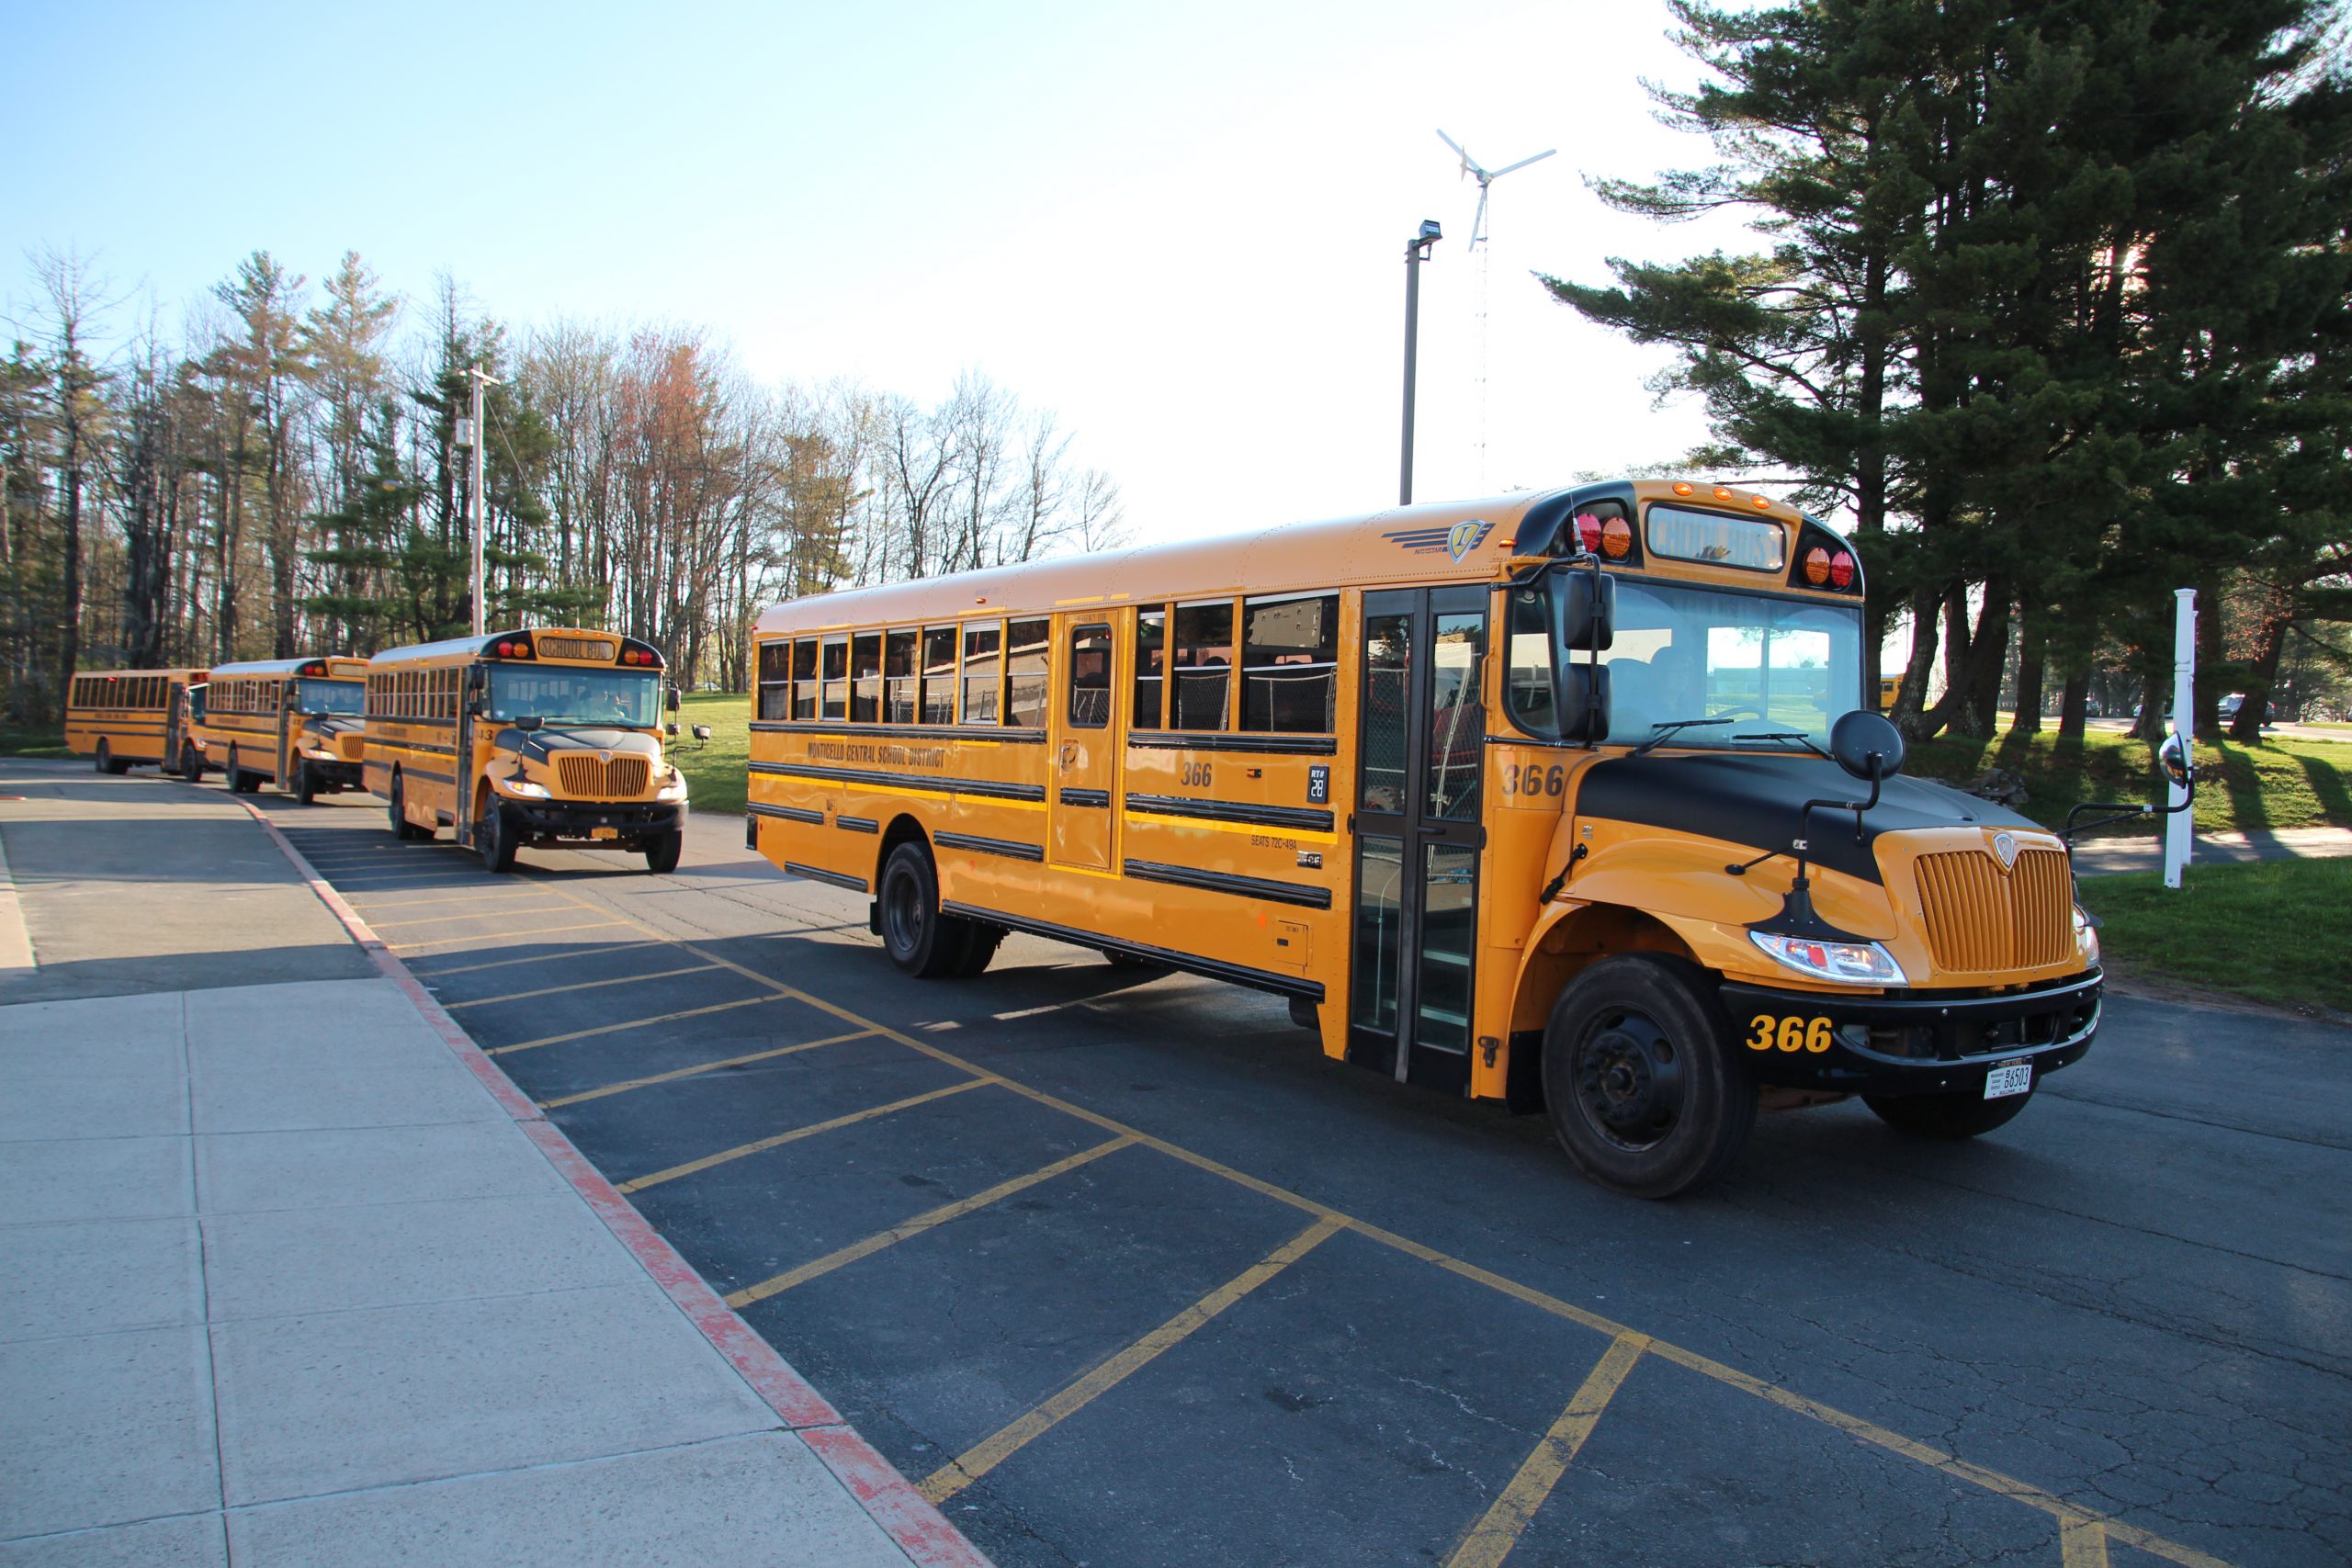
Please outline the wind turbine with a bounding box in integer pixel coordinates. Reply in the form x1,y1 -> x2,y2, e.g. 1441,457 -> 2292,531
1435,130 -> 1557,490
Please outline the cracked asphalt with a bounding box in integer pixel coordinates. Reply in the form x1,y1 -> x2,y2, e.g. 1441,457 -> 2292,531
244,784 -> 2347,1567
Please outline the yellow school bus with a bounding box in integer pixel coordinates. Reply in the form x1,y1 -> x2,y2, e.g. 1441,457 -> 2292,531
747,480 -> 2113,1197
193,656 -> 370,801
364,628 -> 688,873
65,668 -> 209,777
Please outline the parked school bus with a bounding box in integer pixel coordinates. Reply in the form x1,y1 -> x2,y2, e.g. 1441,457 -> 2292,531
65,669 -> 209,777
746,480 -> 2135,1198
191,656 -> 369,801
364,629 -> 688,873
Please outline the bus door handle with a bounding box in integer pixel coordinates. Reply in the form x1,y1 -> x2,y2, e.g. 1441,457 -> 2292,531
1416,822 -> 1447,836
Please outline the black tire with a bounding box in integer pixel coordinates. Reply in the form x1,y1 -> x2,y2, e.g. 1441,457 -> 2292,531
291,760 -> 315,805
96,739 -> 128,775
642,828 -> 683,874
225,748 -> 253,795
177,744 -> 204,783
877,840 -> 973,979
1540,954 -> 1758,1200
1864,1087 -> 2035,1140
387,772 -> 428,840
479,798 -> 518,873
954,923 -> 1004,977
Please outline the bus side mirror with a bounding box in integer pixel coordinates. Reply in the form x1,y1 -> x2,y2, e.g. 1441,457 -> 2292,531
1555,570 -> 1616,652
666,685 -> 682,713
1557,663 -> 1611,744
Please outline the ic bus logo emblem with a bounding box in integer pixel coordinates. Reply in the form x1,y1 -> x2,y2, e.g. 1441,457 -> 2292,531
1446,518 -> 1488,560
1381,519 -> 1495,558
1992,831 -> 2018,869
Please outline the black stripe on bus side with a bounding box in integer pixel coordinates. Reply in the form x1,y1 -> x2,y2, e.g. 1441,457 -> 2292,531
943,902 -> 1324,1002
748,761 -> 1046,803
749,721 -> 1048,745
748,802 -> 825,826
1124,795 -> 1335,833
786,862 -> 869,893
835,815 -> 880,834
1057,787 -> 1111,808
1122,859 -> 1332,909
1125,730 -> 1339,756
936,831 -> 1044,863
387,765 -> 456,785
370,737 -> 459,756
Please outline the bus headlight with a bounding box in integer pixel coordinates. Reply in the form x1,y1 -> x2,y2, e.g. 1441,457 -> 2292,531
655,772 -> 689,802
499,776 -> 550,799
2074,905 -> 2100,965
1748,931 -> 1907,987
304,748 -> 338,761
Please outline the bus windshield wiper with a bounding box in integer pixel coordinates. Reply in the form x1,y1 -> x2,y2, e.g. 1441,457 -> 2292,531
1628,717 -> 1733,758
1729,730 -> 1831,759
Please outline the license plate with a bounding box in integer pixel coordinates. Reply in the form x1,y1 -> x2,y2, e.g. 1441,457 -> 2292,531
1984,1062 -> 2033,1099
591,827 -> 619,840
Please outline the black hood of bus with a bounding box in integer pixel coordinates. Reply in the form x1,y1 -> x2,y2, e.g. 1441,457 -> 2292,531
1575,751 -> 2040,885
494,726 -> 661,761
306,715 -> 364,739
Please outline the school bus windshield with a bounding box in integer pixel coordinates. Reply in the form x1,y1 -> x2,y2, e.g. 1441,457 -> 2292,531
295,679 -> 363,716
486,666 -> 661,728
1513,579 -> 1862,750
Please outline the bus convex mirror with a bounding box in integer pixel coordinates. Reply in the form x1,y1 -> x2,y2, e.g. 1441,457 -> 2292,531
691,724 -> 713,743
2158,733 -> 2194,791
513,716 -> 543,732
1829,710 -> 1905,782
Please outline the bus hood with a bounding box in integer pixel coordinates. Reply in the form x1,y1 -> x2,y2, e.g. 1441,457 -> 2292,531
494,726 -> 662,761
1574,751 -> 2039,886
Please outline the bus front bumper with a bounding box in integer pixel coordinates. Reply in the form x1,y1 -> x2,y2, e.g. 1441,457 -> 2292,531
506,799 -> 683,845
1719,970 -> 2101,1099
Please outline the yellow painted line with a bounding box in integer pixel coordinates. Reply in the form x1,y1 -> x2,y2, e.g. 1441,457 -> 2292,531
619,1077 -> 992,1192
499,871 -> 2237,1568
725,1133 -> 1140,1309
349,888 -> 566,912
485,991 -> 793,1056
369,904 -> 569,930
412,939 -> 669,976
446,963 -> 720,1010
2062,1519 -> 2112,1568
1443,1333 -> 1649,1568
921,1213 -> 1344,1504
539,1027 -> 877,1109
395,919 -> 628,952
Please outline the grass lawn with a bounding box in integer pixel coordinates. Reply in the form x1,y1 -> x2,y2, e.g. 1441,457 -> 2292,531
0,725 -> 70,759
1908,728 -> 2351,839
2081,858 -> 2352,1014
670,692 -> 751,816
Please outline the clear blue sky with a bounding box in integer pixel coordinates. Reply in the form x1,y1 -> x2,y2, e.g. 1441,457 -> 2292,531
4,0 -> 1752,546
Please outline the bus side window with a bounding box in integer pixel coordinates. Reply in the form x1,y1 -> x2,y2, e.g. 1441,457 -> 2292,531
1242,592 -> 1339,734
961,621 -> 1003,725
1133,606 -> 1167,729
921,626 -> 957,725
791,638 -> 818,721
1068,624 -> 1112,728
1006,618 -> 1048,727
1171,600 -> 1235,732
756,639 -> 791,721
851,633 -> 882,723
821,637 -> 849,721
885,628 -> 919,723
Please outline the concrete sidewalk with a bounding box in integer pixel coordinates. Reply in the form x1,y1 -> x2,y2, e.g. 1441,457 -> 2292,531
2069,823 -> 2352,875
0,766 -> 985,1565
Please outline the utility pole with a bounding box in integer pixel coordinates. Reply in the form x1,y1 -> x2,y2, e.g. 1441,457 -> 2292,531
457,365 -> 501,637
2165,587 -> 2196,889
1399,220 -> 1442,506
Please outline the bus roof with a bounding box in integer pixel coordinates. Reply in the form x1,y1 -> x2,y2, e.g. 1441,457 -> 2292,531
752,480 -> 1848,637
208,656 -> 368,679
71,667 -> 209,682
367,628 -> 666,669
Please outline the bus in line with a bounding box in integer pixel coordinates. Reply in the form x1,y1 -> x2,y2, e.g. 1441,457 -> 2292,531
364,628 -> 689,873
192,656 -> 370,801
64,668 -> 209,778
745,479 -> 2116,1197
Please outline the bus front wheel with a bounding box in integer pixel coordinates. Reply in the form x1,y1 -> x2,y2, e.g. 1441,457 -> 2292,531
1541,954 -> 1757,1200
642,829 -> 682,874
478,799 -> 517,873
878,841 -> 976,979
291,760 -> 315,805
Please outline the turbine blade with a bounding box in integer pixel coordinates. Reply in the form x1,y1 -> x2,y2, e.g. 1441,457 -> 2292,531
1435,127 -> 1467,159
1489,149 -> 1558,180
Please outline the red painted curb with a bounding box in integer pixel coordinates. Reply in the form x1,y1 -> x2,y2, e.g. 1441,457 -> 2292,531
238,798 -> 991,1568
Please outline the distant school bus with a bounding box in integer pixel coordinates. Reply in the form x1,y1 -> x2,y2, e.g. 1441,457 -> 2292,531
192,656 -> 370,801
747,480 -> 2113,1197
65,668 -> 209,777
364,628 -> 689,873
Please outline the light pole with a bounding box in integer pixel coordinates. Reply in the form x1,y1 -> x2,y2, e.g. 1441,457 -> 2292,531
1399,219 -> 1442,506
456,364 -> 503,637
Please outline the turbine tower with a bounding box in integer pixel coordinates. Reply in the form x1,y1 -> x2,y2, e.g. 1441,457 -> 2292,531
1436,130 -> 1556,490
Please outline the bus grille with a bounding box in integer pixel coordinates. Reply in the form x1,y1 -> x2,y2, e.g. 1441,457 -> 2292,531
1914,849 -> 2073,974
556,755 -> 650,797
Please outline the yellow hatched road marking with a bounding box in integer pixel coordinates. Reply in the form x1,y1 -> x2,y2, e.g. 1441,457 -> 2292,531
921,1213 -> 1345,1505
1443,1334 -> 1649,1568
411,939 -> 669,976
619,1077 -> 991,1192
485,992 -> 791,1056
500,869 -> 2239,1568
447,963 -> 719,1010
539,1027 -> 878,1109
725,1134 -> 1139,1309
369,905 -> 568,930
395,919 -> 628,952
2062,1519 -> 2112,1568
343,888 -> 554,911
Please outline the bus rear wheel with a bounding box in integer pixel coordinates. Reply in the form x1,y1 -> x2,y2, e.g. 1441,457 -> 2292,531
225,749 -> 255,795
387,772 -> 429,841
642,829 -> 683,874
177,744 -> 203,783
878,841 -> 977,979
1864,1088 -> 2034,1140
1541,954 -> 1757,1200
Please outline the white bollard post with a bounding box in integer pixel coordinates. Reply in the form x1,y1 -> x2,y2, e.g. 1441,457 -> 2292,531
2165,588 -> 2195,889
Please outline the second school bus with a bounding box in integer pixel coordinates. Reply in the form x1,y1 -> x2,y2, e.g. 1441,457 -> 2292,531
191,656 -> 369,800
746,481 -> 2112,1197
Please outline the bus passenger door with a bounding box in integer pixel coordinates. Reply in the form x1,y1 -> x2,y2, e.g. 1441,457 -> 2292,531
1349,587 -> 1488,1092
1047,617 -> 1118,872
